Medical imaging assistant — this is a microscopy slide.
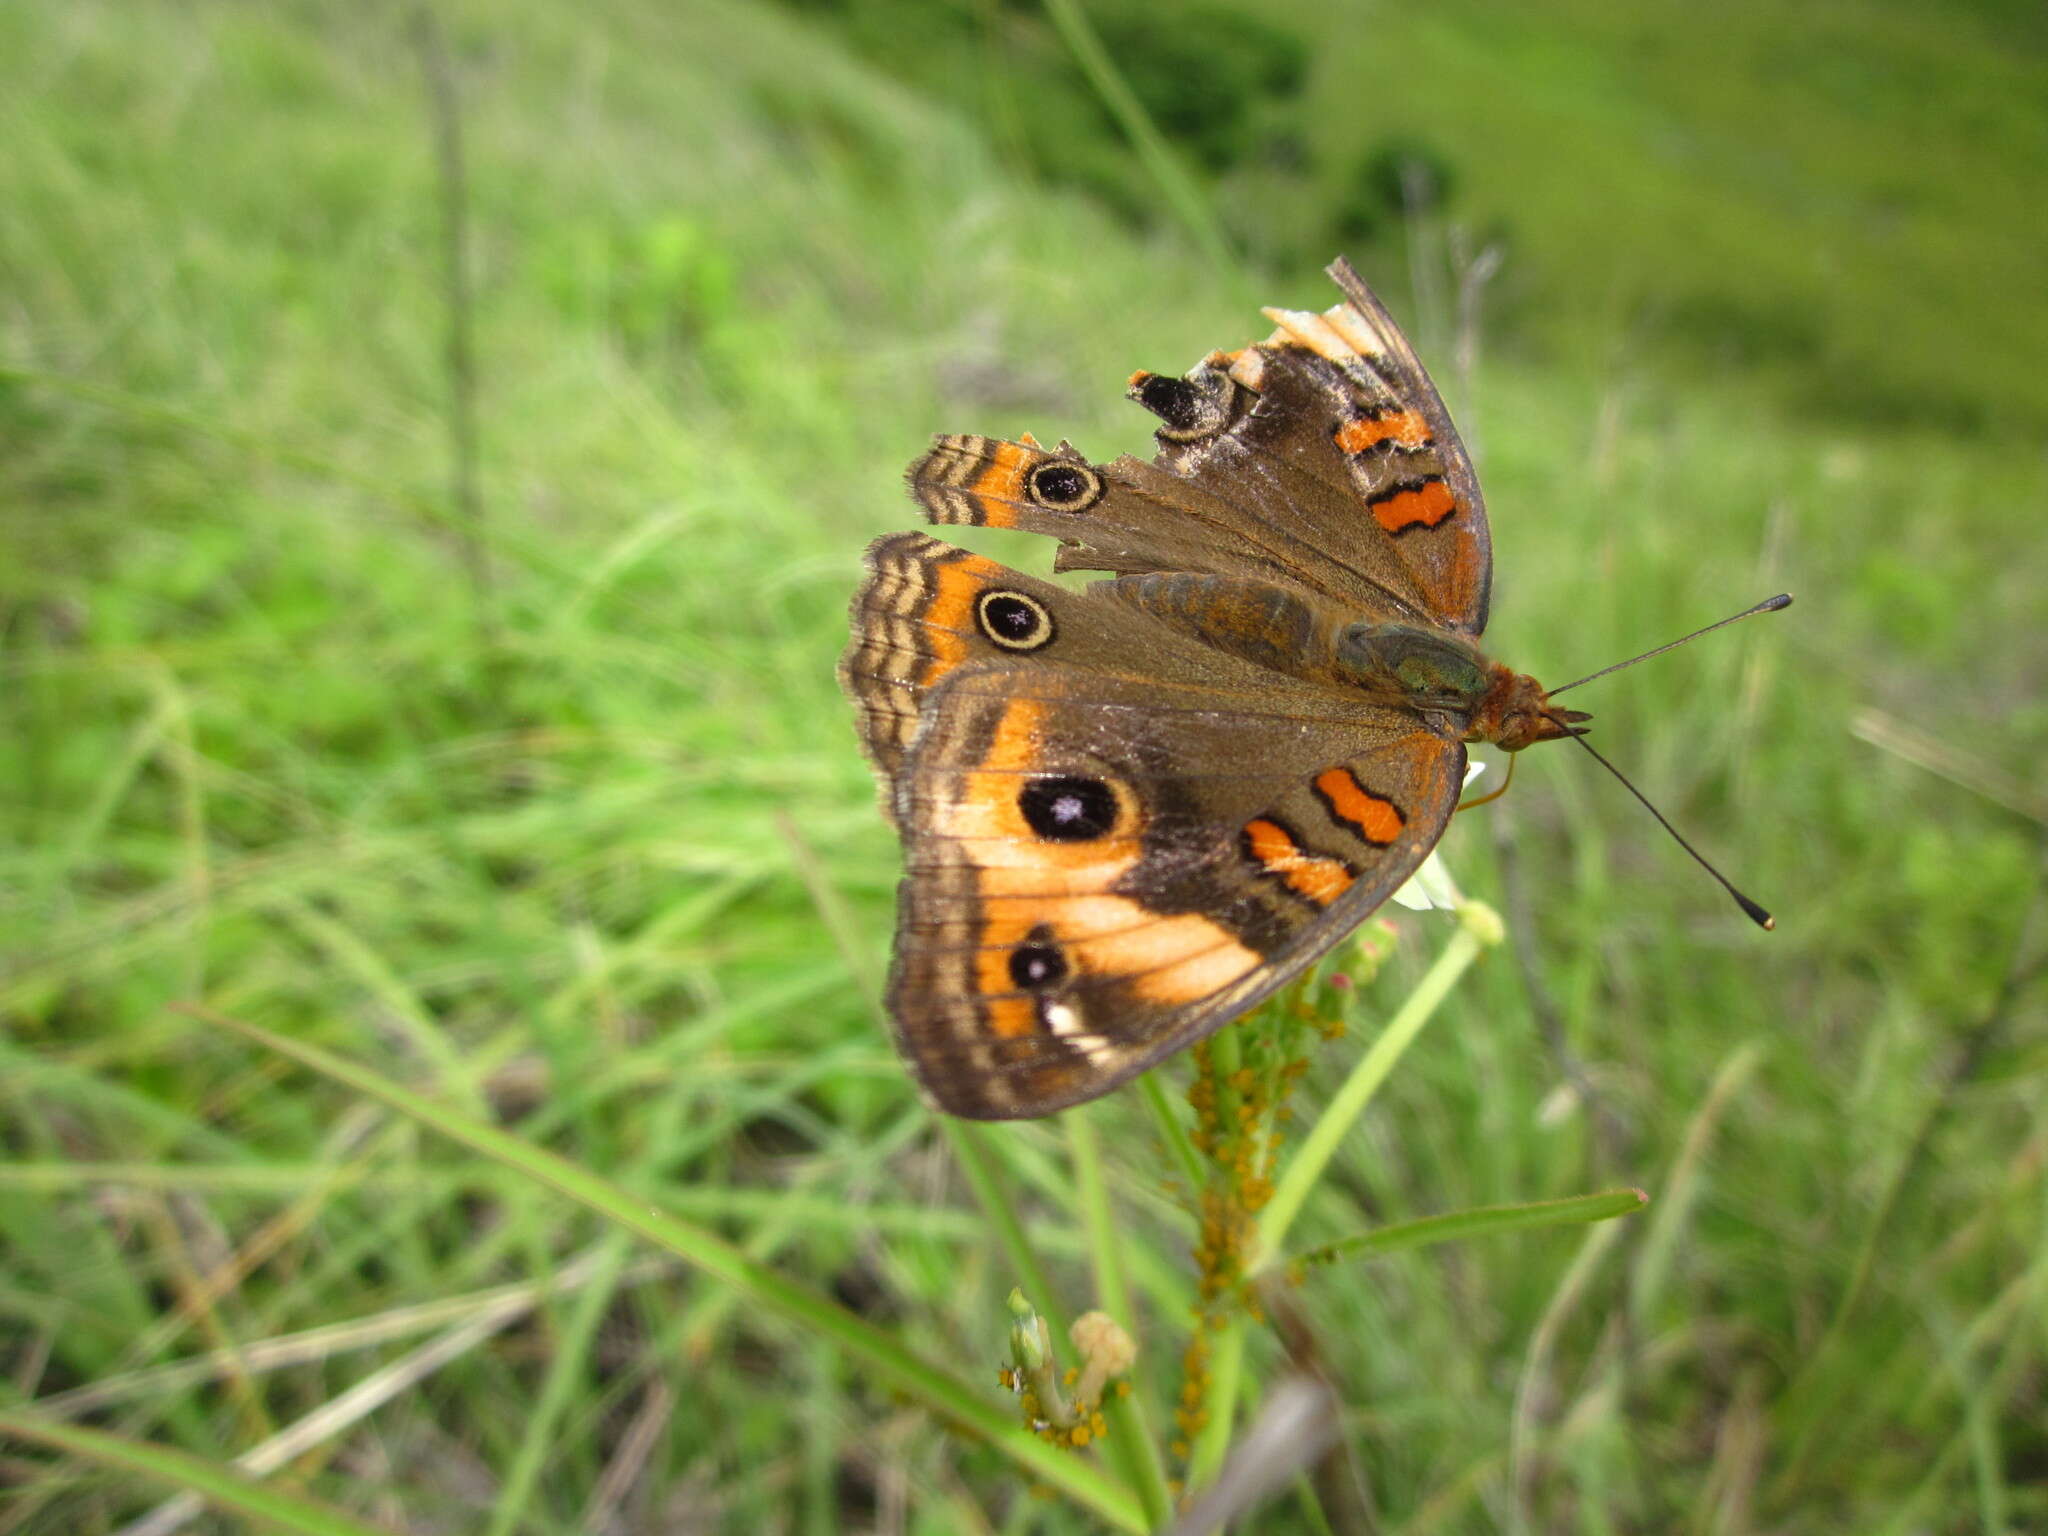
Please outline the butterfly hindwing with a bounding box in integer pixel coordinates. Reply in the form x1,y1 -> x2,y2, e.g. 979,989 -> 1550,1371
887,661 -> 1465,1118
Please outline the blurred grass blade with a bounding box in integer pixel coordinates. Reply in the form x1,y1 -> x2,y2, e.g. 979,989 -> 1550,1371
1630,1040 -> 1763,1325
1139,1071 -> 1205,1190
0,1411 -> 393,1536
1295,1188 -> 1648,1269
110,1274 -> 572,1536
184,1006 -> 1148,1532
1509,1215 -> 1630,1526
1852,707 -> 2047,825
943,1120 -> 1071,1352
481,1235 -> 632,1536
32,1254 -> 675,1420
1040,0 -> 1234,273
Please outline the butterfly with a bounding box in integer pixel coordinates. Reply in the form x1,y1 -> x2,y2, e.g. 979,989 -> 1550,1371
841,258 -> 1593,1119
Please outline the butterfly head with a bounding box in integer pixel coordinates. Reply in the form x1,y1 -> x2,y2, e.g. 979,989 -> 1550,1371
1468,667 -> 1590,752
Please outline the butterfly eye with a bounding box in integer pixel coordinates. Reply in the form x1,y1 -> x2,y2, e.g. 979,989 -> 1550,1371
975,589 -> 1055,651
1026,460 -> 1103,513
1018,775 -> 1119,841
1497,713 -> 1538,751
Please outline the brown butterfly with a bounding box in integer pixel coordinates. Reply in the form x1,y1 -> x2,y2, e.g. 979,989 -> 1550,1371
842,258 -> 1720,1119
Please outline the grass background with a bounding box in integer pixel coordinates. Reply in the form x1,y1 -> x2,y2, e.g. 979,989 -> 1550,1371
3,0 -> 2044,1530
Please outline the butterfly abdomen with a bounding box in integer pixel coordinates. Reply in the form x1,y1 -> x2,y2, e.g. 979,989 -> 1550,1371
1100,573 -> 1338,680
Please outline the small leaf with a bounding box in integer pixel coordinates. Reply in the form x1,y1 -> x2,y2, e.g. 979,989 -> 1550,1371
1295,1188 -> 1649,1269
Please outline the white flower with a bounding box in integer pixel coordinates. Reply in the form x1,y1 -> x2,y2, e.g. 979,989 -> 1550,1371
1389,758 -> 1490,913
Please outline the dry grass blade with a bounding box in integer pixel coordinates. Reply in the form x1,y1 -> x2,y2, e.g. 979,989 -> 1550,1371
35,1256 -> 674,1420
579,1377 -> 676,1536
109,1246 -> 614,1536
1852,707 -> 2047,825
1160,1376 -> 1340,1536
1510,1218 -> 1628,1530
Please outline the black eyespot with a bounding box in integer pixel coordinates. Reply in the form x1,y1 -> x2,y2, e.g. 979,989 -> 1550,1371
1018,775 -> 1118,841
1009,941 -> 1068,990
1132,371 -> 1225,441
975,590 -> 1055,651
1026,460 -> 1102,512
1137,374 -> 1199,428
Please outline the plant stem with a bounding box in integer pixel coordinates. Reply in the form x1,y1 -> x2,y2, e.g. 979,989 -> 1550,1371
943,1121 -> 1072,1358
1253,905 -> 1501,1270
1141,1072 -> 1205,1191
1298,1189 -> 1648,1268
1070,1108 -> 1175,1526
412,5 -> 495,646
1187,1313 -> 1245,1493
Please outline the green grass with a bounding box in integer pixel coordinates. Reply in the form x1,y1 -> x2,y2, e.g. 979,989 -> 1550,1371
2,0 -> 2044,1530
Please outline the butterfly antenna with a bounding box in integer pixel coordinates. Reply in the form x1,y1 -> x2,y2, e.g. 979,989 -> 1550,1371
1548,719 -> 1775,930
1549,594 -> 1793,697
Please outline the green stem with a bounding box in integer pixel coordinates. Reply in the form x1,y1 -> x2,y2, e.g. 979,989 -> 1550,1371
943,1120 -> 1072,1358
1187,1313 -> 1245,1493
1208,1021 -> 1244,1139
1140,1071 -> 1205,1191
1254,905 -> 1500,1270
1070,1108 -> 1174,1526
1068,1107 -> 1132,1340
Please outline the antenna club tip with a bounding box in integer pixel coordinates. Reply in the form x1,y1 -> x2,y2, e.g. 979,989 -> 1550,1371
1764,593 -> 1794,611
1733,892 -> 1775,930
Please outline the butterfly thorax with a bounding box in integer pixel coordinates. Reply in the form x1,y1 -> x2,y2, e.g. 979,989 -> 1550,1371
1336,620 -> 1583,752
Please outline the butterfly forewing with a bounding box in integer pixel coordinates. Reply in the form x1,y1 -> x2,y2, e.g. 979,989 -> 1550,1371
1137,259 -> 1492,633
1315,257 -> 1493,633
